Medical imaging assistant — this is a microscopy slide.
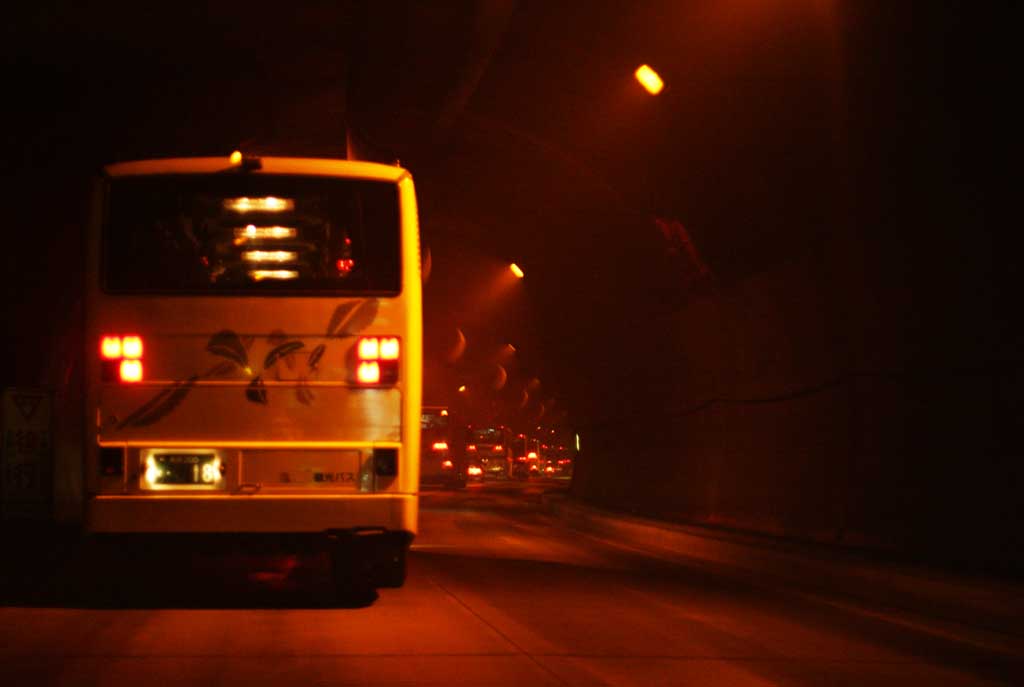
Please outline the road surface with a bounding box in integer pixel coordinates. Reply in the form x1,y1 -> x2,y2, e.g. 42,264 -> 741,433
1,480 -> 1020,685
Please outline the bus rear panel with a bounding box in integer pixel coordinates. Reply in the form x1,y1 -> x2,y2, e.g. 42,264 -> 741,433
83,157 -> 422,589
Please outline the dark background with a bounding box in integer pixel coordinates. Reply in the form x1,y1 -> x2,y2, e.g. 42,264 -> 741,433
1,2 -> 1014,571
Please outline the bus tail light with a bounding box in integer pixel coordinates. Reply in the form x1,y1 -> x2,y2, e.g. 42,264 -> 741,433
355,336 -> 399,386
101,334 -> 144,382
357,361 -> 381,384
100,336 -> 122,359
120,360 -> 143,383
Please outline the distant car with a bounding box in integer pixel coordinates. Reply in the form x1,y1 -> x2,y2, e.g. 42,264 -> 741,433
467,426 -> 512,480
419,406 -> 466,489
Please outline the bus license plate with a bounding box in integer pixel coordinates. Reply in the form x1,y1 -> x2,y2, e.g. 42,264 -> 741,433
152,454 -> 219,485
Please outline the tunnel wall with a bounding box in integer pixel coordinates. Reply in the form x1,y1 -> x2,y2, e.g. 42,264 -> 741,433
573,235 -> 1009,570
570,4 -> 1015,572
571,178 -> 1014,570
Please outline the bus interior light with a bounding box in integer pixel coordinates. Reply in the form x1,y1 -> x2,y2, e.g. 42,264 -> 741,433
243,250 -> 297,263
223,196 -> 295,213
249,270 -> 298,281
432,441 -> 449,451
234,225 -> 297,241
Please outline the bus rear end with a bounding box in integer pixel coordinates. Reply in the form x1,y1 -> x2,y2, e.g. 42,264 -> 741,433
83,156 -> 422,591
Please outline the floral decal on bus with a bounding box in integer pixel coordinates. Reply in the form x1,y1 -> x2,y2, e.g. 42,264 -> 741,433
117,299 -> 379,429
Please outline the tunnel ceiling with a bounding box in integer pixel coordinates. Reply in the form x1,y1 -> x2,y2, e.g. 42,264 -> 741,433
2,1 -> 989,426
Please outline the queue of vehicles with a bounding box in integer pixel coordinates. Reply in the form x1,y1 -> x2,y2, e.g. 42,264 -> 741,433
419,416 -> 573,488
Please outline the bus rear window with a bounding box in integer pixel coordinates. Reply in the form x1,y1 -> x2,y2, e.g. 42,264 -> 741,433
104,174 -> 401,294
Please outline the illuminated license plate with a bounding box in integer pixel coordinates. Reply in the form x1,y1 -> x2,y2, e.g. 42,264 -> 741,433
149,453 -> 221,485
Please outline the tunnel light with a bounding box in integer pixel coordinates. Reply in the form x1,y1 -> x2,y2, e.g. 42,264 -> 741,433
635,64 -> 664,95
509,263 -> 524,279
229,150 -> 243,165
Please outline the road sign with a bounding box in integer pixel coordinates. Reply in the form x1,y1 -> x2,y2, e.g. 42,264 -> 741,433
2,388 -> 52,519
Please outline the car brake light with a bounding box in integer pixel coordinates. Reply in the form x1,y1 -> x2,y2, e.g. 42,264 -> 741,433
354,336 -> 400,386
467,444 -> 477,451
441,459 -> 453,469
493,445 -> 503,452
432,441 -> 449,451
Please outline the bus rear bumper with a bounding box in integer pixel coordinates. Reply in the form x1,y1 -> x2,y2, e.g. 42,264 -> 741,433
86,493 -> 417,535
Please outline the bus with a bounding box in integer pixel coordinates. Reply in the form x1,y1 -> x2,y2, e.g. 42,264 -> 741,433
82,153 -> 422,594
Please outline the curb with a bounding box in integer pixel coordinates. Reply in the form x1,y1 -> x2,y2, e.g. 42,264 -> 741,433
541,493 -> 1024,646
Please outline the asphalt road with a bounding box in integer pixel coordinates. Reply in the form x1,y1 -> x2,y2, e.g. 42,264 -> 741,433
1,480 -> 1020,686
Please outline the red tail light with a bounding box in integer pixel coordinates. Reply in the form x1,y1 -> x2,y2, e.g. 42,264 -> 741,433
121,336 -> 143,359
357,361 -> 381,384
100,336 -> 122,359
432,441 -> 449,451
354,336 -> 400,386
358,337 -> 380,360
120,359 -> 143,383
379,337 -> 400,360
101,334 -> 144,382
